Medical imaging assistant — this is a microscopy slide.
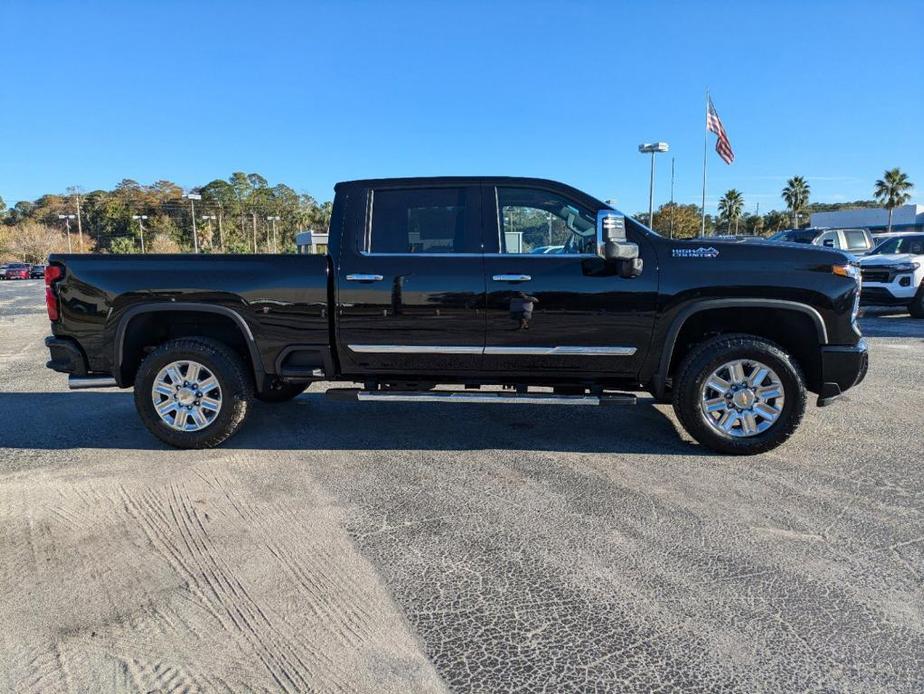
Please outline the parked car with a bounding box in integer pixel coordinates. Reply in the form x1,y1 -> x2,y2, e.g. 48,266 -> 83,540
768,227 -> 874,255
30,265 -> 46,279
2,263 -> 31,280
43,176 -> 867,455
858,233 -> 924,317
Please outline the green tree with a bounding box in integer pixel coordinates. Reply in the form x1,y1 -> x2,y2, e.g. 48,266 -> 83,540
651,203 -> 703,239
782,176 -> 810,228
717,189 -> 744,233
874,168 -> 914,234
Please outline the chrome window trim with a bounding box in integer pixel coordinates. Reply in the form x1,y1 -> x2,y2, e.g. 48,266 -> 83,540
349,344 -> 636,356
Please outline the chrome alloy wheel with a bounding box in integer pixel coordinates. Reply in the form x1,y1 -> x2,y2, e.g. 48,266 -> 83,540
151,360 -> 222,431
699,359 -> 785,438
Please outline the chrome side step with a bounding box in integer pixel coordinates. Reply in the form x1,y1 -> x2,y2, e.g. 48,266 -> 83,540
68,375 -> 118,390
325,389 -> 637,406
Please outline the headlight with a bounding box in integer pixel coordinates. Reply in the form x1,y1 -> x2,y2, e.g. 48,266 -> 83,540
892,262 -> 920,273
833,264 -> 860,280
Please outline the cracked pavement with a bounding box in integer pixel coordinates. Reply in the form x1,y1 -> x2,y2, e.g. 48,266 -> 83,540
1,280 -> 922,692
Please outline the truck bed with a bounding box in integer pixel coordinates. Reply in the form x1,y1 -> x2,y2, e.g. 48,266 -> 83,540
48,253 -> 331,380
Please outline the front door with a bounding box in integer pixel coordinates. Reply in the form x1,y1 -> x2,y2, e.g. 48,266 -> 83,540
481,184 -> 658,379
336,184 -> 486,376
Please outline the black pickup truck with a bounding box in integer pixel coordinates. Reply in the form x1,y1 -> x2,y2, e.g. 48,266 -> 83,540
44,176 -> 868,454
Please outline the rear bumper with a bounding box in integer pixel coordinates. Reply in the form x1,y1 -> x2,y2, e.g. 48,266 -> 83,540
817,339 -> 868,406
45,336 -> 88,375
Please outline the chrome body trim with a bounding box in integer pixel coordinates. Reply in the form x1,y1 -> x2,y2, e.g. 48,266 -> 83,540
345,273 -> 384,281
348,344 -> 636,356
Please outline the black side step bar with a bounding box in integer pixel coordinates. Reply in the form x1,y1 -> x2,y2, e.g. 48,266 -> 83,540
325,389 -> 637,406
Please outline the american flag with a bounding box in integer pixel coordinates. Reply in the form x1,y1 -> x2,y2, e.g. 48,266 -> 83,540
707,97 -> 734,164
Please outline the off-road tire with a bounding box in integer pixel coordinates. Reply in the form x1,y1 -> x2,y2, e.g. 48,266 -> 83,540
255,380 -> 310,403
134,337 -> 253,449
672,334 -> 806,455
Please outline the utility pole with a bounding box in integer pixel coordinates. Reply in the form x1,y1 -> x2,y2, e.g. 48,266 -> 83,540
132,215 -> 148,253
216,203 -> 225,252
251,212 -> 258,252
546,211 -> 552,246
669,157 -> 675,239
57,214 -> 75,252
266,216 -> 280,253
68,186 -> 84,251
184,193 -> 202,253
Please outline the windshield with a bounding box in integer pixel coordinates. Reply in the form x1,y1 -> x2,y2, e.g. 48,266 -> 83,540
870,235 -> 924,255
769,230 -> 817,243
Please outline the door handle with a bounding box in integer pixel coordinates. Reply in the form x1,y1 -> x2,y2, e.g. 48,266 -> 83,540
346,274 -> 384,282
492,274 -> 532,282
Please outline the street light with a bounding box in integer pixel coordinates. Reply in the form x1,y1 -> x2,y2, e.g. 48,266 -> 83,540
132,215 -> 148,253
57,214 -> 76,252
266,216 -> 281,253
184,193 -> 202,253
638,142 -> 669,230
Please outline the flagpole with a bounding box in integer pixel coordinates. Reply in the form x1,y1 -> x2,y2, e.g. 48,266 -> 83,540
700,89 -> 708,237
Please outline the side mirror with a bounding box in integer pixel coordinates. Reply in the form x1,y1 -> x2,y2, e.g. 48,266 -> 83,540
822,238 -> 835,248
597,210 -> 643,278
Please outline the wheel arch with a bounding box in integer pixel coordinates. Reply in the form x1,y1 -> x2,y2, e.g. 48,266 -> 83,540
113,303 -> 265,387
652,299 -> 828,398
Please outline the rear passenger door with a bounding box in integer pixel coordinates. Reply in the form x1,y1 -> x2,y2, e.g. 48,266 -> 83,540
335,184 -> 487,375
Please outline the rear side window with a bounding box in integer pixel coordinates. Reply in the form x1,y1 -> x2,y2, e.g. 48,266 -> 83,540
368,187 -> 480,254
843,230 -> 870,251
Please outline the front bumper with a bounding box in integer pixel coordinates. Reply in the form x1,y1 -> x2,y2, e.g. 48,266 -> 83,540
817,339 -> 868,406
860,285 -> 915,306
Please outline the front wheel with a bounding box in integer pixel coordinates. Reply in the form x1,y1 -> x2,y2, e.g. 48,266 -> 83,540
134,337 -> 253,449
909,287 -> 924,318
672,335 -> 806,455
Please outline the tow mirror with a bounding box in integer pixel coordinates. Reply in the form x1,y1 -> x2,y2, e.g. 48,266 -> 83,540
822,239 -> 835,248
597,210 -> 643,278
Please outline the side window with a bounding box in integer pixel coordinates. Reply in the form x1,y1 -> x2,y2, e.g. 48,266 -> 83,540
817,231 -> 841,249
496,187 -> 597,255
843,230 -> 870,251
369,187 -> 480,254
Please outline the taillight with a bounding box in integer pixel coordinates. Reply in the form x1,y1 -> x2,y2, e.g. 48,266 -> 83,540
45,265 -> 63,321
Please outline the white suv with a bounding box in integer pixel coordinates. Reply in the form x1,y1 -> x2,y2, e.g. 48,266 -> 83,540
859,233 -> 924,317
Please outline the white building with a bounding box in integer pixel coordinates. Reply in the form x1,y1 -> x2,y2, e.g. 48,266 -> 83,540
810,204 -> 924,234
295,230 -> 329,254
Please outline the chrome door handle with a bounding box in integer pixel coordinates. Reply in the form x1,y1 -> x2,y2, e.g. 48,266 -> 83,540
492,274 -> 531,282
346,274 -> 384,282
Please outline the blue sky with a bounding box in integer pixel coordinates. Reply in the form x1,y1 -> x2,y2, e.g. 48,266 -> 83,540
2,0 -> 922,214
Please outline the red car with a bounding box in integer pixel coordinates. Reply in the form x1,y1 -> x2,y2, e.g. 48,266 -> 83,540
2,263 -> 31,280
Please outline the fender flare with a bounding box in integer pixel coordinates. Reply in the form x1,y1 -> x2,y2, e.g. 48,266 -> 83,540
652,298 -> 828,397
113,302 -> 265,385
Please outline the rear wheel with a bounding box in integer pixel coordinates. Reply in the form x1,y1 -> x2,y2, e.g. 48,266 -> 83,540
134,337 -> 252,448
672,335 -> 806,455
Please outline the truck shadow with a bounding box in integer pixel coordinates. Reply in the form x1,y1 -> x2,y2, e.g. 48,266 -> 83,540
0,391 -> 705,456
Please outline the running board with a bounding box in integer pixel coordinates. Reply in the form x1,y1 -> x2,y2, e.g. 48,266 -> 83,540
68,375 -> 118,389
326,389 -> 637,406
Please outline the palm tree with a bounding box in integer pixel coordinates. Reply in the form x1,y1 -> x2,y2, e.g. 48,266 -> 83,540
782,176 -> 810,228
718,189 -> 745,234
874,168 -> 914,234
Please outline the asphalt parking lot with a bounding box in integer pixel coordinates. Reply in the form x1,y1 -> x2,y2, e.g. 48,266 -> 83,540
1,278 -> 922,692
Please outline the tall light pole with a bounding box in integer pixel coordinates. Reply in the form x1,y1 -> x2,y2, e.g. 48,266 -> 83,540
669,156 -> 675,239
57,214 -> 75,252
638,142 -> 669,231
132,214 -> 148,253
201,215 -> 216,250
184,193 -> 202,253
266,215 -> 280,253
